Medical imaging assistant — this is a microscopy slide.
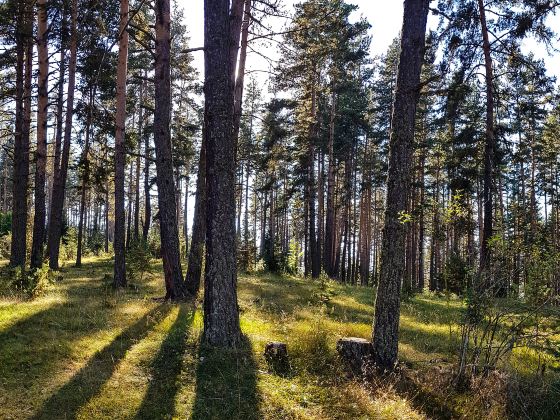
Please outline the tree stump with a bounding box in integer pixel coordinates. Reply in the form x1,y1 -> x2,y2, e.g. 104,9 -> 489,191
264,341 -> 289,373
337,337 -> 373,375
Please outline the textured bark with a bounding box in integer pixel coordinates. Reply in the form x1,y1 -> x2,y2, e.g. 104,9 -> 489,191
337,337 -> 373,375
203,0 -> 241,347
185,136 -> 206,296
30,0 -> 49,269
113,0 -> 129,288
48,0 -> 77,269
154,0 -> 185,299
477,0 -> 495,275
371,0 -> 429,370
232,0 -> 252,144
10,1 -> 32,269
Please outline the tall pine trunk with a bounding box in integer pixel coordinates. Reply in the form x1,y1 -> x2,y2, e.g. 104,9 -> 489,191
154,0 -> 185,299
10,1 -> 32,269
203,0 -> 241,346
371,0 -> 429,369
113,0 -> 129,287
30,0 -> 49,269
48,0 -> 77,269
185,136 -> 206,296
478,0 -> 495,277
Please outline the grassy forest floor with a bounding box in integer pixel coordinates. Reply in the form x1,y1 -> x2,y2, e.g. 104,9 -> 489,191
0,256 -> 559,419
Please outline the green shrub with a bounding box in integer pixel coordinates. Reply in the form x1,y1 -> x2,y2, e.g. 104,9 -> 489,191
8,264 -> 58,299
0,212 -> 11,236
0,232 -> 11,259
127,240 -> 153,283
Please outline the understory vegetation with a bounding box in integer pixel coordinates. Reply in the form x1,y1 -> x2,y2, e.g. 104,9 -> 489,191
0,256 -> 558,420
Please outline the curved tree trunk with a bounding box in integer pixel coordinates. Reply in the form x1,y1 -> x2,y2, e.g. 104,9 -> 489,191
203,0 -> 241,347
371,0 -> 430,370
113,0 -> 129,288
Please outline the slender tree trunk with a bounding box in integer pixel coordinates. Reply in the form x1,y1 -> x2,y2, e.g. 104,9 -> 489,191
76,90 -> 94,267
113,0 -> 129,287
30,0 -> 49,269
142,91 -> 151,242
134,83 -> 143,241
10,1 -> 32,269
232,0 -> 252,144
478,0 -> 495,276
154,0 -> 185,299
324,93 -> 337,276
371,0 -> 429,369
47,0 -> 77,269
185,135 -> 206,296
203,0 -> 241,346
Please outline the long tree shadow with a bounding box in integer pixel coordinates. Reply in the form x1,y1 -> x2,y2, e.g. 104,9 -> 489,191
135,305 -> 194,419
191,335 -> 261,420
32,304 -> 172,420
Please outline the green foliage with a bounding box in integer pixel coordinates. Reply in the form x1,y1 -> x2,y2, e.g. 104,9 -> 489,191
126,240 -> 153,284
285,239 -> 302,275
1,264 -> 59,299
0,231 -> 10,259
0,211 -> 11,236
442,253 -> 472,295
60,226 -> 78,263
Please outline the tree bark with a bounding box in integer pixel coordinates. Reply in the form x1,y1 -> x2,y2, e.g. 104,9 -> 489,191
185,135 -> 206,296
10,0 -> 32,269
113,0 -> 129,288
30,0 -> 49,269
154,0 -> 185,299
371,0 -> 429,370
47,0 -> 77,269
203,0 -> 241,347
477,0 -> 495,275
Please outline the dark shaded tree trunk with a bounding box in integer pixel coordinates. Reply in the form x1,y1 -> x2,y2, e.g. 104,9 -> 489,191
477,0 -> 495,278
47,0 -> 77,269
203,0 -> 241,347
324,93 -> 337,276
10,1 -> 32,269
185,135 -> 206,296
30,0 -> 49,269
154,0 -> 185,299
371,0 -> 430,370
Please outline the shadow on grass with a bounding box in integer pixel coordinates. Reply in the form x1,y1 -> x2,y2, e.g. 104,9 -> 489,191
135,305 -> 194,419
32,304 -> 172,420
191,335 -> 261,420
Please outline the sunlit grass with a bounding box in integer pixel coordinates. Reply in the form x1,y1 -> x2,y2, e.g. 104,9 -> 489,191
0,255 -> 558,419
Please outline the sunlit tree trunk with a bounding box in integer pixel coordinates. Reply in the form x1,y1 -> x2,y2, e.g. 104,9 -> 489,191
371,0 -> 430,370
